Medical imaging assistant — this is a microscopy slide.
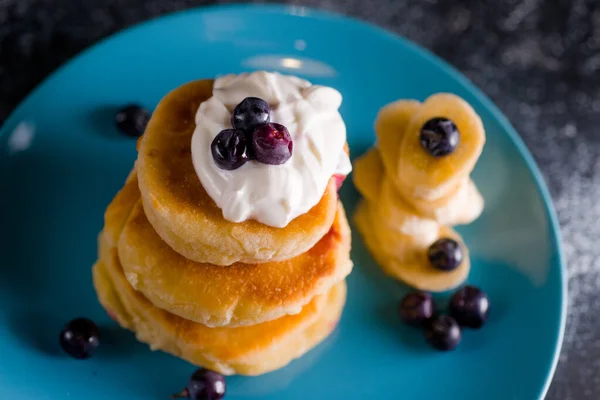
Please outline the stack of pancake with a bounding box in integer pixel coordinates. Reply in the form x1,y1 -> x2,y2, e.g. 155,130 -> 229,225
92,80 -> 353,376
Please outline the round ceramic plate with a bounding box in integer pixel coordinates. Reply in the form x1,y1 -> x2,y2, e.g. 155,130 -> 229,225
0,5 -> 566,400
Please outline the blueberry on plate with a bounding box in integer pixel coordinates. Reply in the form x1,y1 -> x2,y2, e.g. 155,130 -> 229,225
231,97 -> 271,131
424,315 -> 461,351
250,122 -> 293,165
399,291 -> 435,326
450,285 -> 490,328
115,104 -> 150,137
427,238 -> 463,271
172,368 -> 226,400
211,128 -> 249,170
419,117 -> 459,157
59,317 -> 100,359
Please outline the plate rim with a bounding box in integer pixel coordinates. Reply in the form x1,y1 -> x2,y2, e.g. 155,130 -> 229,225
0,4 -> 567,399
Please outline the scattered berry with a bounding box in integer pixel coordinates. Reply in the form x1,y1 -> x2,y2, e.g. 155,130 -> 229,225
399,291 -> 435,326
419,117 -> 459,157
424,315 -> 461,351
59,318 -> 100,359
172,368 -> 226,400
232,97 -> 271,131
115,104 -> 150,137
250,122 -> 293,165
450,285 -> 490,328
427,238 -> 463,271
211,128 -> 249,170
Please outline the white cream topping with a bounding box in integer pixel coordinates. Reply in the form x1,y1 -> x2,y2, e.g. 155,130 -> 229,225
191,71 -> 352,228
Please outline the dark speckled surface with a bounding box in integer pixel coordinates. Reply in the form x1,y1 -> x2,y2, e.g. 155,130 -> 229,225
1,0 -> 598,398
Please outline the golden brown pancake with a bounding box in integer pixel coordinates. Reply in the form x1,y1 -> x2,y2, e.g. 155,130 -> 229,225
94,167 -> 349,375
102,169 -> 139,250
136,79 -> 340,266
104,173 -> 352,327
93,259 -> 133,328
94,244 -> 346,376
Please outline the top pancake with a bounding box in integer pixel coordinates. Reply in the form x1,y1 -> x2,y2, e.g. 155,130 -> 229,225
136,79 -> 339,266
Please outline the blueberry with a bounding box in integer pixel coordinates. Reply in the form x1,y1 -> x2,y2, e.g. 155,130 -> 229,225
424,315 -> 461,351
172,368 -> 226,400
232,97 -> 271,131
450,285 -> 490,328
419,117 -> 459,157
211,129 -> 249,170
399,291 -> 435,326
115,104 -> 150,137
427,238 -> 463,271
59,318 -> 100,359
250,123 -> 293,165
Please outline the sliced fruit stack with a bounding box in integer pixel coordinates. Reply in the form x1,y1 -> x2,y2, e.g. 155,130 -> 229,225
353,93 -> 486,291
90,79 -> 353,379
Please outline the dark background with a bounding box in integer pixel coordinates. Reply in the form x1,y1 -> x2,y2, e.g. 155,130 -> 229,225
1,0 -> 598,398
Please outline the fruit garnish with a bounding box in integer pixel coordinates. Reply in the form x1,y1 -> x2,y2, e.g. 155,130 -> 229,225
106,309 -> 117,322
334,174 -> 346,191
399,291 -> 435,326
115,104 -> 150,137
211,128 -> 249,170
419,117 -> 460,157
450,285 -> 490,328
172,368 -> 226,400
250,122 -> 293,165
427,238 -> 463,271
231,97 -> 270,131
59,318 -> 100,359
424,315 -> 461,351
398,94 -> 485,200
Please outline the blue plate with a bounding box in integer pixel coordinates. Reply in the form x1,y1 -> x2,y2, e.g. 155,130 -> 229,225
0,5 -> 566,400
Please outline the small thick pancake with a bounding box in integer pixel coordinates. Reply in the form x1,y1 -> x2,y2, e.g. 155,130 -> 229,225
136,79 -> 339,266
110,174 -> 352,327
354,200 -> 470,292
102,169 -> 139,249
93,260 -> 133,328
93,253 -> 346,376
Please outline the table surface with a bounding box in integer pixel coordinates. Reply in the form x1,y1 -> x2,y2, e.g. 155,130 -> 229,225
1,0 -> 597,398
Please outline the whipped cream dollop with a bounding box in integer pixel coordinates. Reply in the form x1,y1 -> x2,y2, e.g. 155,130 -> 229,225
191,71 -> 352,228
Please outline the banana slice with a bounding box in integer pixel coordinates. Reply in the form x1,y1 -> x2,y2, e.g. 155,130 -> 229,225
352,148 -> 384,202
398,93 -> 485,201
375,100 -> 420,177
356,203 -> 470,292
380,226 -> 471,292
378,179 -> 439,246
398,178 -> 484,226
